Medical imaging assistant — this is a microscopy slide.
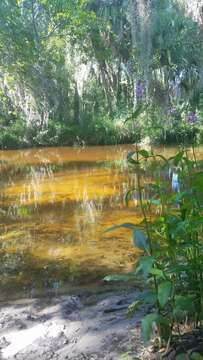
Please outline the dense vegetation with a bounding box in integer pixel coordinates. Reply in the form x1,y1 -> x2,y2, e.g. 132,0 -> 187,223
1,1 -> 203,357
105,146 -> 203,357
0,0 -> 203,148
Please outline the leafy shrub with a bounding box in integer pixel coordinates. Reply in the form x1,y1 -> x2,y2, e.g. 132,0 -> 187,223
0,115 -> 139,149
105,146 -> 203,349
0,118 -> 27,149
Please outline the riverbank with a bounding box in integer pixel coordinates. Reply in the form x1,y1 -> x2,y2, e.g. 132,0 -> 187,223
1,283 -> 203,360
0,284 -> 151,360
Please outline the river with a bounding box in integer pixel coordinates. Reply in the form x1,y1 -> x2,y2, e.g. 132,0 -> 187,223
0,144 -> 199,298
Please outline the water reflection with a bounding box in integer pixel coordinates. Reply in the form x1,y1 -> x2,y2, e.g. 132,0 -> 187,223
0,145 -> 143,298
3,145 -> 200,298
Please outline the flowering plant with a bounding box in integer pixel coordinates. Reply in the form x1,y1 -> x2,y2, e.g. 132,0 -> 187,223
187,111 -> 198,124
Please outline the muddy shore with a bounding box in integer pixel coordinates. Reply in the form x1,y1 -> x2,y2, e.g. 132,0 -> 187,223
0,284 -> 151,360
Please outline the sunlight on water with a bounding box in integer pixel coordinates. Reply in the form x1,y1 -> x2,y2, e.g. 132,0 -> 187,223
0,144 -> 201,298
0,145 -> 140,297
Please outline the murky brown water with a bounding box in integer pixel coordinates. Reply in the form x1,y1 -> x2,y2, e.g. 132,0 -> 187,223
0,144 -> 202,297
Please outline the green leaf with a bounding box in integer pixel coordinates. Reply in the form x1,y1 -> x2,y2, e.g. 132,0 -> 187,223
138,290 -> 157,305
149,198 -> 161,206
175,191 -> 189,202
126,151 -> 139,166
150,268 -> 165,278
158,281 -> 172,308
141,313 -> 170,343
138,149 -> 150,158
141,314 -> 156,343
192,172 -> 203,193
104,223 -> 137,233
127,153 -> 139,166
133,229 -> 149,251
126,300 -> 142,319
169,151 -> 184,166
173,295 -> 195,320
174,295 -> 195,313
129,159 -> 140,166
136,256 -> 155,278
125,189 -> 137,205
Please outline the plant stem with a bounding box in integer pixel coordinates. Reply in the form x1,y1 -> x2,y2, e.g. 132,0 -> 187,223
135,144 -> 161,314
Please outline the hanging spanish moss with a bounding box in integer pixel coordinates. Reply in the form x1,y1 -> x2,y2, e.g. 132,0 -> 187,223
0,0 -> 202,148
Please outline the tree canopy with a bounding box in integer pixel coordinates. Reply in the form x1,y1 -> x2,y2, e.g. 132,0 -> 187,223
0,0 -> 202,148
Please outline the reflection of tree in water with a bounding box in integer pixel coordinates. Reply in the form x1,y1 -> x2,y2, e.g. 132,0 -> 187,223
0,147 -> 141,298
74,190 -> 100,244
21,164 -> 54,208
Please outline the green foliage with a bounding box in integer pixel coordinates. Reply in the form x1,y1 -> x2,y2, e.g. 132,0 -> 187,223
0,118 -> 27,149
0,0 -> 202,147
126,300 -> 142,320
158,281 -> 172,308
106,146 -> 203,349
152,0 -> 202,69
141,313 -> 170,343
0,114 -> 138,148
136,256 -> 155,279
133,229 -> 149,252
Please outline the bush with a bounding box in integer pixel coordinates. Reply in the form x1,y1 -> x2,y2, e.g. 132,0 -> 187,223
105,146 -> 203,351
0,115 -> 139,149
0,118 -> 27,149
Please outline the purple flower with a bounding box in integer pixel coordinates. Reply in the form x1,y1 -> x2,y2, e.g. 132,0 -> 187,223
187,111 -> 198,124
136,81 -> 145,100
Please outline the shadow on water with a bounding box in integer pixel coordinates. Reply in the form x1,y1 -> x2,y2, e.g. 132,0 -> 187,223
0,245 -> 139,300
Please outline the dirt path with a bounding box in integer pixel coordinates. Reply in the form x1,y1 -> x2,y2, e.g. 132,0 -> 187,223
0,285 -> 151,360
